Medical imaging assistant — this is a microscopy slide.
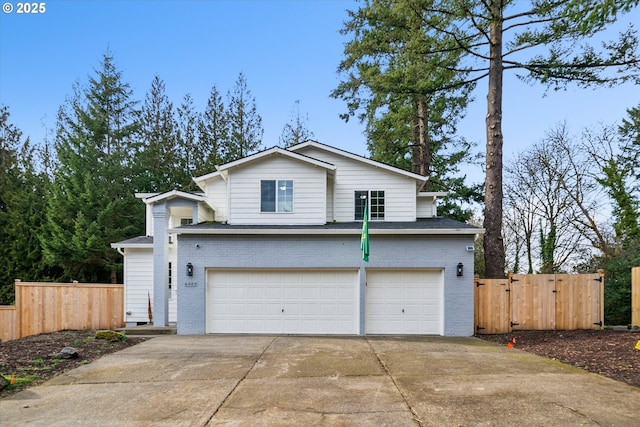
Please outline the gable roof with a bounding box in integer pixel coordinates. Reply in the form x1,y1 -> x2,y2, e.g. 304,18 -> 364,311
111,235 -> 154,249
192,146 -> 336,187
142,190 -> 205,204
288,140 -> 429,186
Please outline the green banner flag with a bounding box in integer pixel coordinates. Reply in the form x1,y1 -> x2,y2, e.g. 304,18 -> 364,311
361,204 -> 369,262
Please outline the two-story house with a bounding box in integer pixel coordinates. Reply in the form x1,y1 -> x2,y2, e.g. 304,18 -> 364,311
112,141 -> 483,336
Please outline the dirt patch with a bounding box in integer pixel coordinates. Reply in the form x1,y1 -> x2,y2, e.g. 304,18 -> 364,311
478,329 -> 640,388
0,330 -> 148,398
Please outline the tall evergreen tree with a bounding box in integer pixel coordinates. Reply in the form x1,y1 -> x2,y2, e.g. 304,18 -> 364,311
175,93 -> 201,189
354,0 -> 640,278
0,105 -> 21,220
0,106 -> 55,303
593,105 -> 640,245
225,72 -> 263,162
135,75 -> 181,192
619,103 -> 640,194
334,0 -> 482,222
197,85 -> 227,174
279,100 -> 315,148
41,52 -> 143,283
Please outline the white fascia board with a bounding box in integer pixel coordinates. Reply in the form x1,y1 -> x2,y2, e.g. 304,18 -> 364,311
135,192 -> 158,199
193,170 -> 222,188
168,227 -> 484,236
215,147 -> 336,173
418,192 -> 449,197
289,140 -> 428,183
110,243 -> 154,249
144,190 -> 205,204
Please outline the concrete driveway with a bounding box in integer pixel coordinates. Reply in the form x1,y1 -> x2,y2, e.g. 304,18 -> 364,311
1,335 -> 639,426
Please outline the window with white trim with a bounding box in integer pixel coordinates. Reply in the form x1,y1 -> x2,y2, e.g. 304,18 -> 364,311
354,190 -> 385,220
261,180 -> 293,213
370,190 -> 385,220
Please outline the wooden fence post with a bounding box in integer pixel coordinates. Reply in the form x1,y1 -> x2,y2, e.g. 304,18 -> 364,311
632,267 -> 640,328
597,269 -> 605,329
14,279 -> 22,339
473,274 -> 479,334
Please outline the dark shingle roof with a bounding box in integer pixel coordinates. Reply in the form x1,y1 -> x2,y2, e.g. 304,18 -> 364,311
113,236 -> 154,245
178,217 -> 480,232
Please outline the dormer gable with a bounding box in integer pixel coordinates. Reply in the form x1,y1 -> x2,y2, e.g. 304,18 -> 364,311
137,190 -> 208,236
192,146 -> 337,225
288,140 -> 428,193
188,141 -> 442,225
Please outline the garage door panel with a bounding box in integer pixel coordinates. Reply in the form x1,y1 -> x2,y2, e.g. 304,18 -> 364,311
366,270 -> 443,335
207,269 -> 358,334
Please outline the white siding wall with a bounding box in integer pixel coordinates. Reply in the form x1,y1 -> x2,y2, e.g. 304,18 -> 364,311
123,248 -> 154,324
326,175 -> 334,221
416,196 -> 437,218
296,147 -> 417,222
123,248 -> 177,325
170,207 -> 194,228
168,245 -> 177,323
197,201 -> 214,223
205,177 -> 228,222
228,156 -> 327,225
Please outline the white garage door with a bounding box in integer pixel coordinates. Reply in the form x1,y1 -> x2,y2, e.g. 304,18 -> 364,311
207,269 -> 359,334
366,269 -> 443,335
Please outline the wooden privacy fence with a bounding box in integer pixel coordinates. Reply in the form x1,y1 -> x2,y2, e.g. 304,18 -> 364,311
0,280 -> 124,342
475,271 -> 604,334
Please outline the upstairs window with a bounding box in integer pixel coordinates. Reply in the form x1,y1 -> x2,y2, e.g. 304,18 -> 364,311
261,180 -> 293,213
354,191 -> 368,221
354,190 -> 385,221
370,190 -> 385,220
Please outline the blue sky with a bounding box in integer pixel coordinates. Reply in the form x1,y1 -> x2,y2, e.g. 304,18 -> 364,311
1,0 -> 638,184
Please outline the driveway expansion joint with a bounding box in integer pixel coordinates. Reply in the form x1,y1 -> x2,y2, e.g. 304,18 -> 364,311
366,338 -> 424,427
201,335 -> 278,426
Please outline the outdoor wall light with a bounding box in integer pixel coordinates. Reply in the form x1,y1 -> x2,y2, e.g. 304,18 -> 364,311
456,262 -> 464,277
186,262 -> 194,277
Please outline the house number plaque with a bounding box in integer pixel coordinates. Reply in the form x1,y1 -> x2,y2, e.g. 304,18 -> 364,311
184,281 -> 198,287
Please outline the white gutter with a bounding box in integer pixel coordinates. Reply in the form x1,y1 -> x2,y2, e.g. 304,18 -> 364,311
110,243 -> 154,250
168,227 -> 485,236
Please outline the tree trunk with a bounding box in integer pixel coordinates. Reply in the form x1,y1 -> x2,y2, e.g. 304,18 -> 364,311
483,1 -> 506,278
412,96 -> 431,187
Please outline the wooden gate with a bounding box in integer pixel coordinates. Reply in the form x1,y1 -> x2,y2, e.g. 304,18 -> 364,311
474,277 -> 510,334
475,271 -> 604,334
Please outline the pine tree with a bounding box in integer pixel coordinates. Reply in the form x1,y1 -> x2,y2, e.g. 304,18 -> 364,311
334,0 -> 482,221
341,0 -> 640,278
0,106 -> 53,303
176,93 -> 201,189
225,72 -> 263,162
135,75 -> 181,192
279,100 -> 315,148
197,85 -> 227,174
41,52 -> 143,283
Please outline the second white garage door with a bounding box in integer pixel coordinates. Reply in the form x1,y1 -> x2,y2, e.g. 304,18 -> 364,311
207,269 -> 359,334
366,269 -> 443,335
